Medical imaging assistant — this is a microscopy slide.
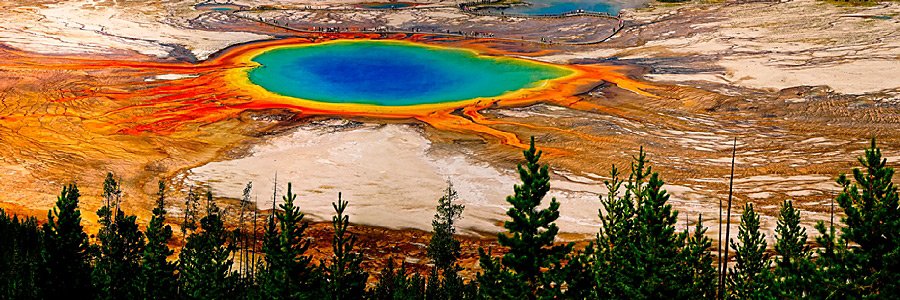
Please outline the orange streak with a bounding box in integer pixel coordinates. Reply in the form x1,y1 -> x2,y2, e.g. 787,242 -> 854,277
0,33 -> 658,153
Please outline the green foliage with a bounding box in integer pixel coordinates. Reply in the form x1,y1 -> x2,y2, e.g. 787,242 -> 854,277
680,215 -> 717,299
593,149 -> 707,299
814,138 -> 900,297
258,210 -> 280,295
553,245 -> 595,299
478,137 -> 573,299
368,260 -> 425,299
425,265 -> 477,300
772,200 -> 814,298
593,164 -> 635,298
630,172 -> 688,297
424,181 -> 476,300
727,203 -> 771,299
181,187 -> 201,243
178,191 -> 237,299
476,247 -> 529,300
811,220 -> 855,298
140,181 -> 177,299
427,181 -> 465,272
41,183 -> 94,297
0,209 -> 42,299
93,173 -> 146,300
322,193 -> 367,299
258,182 -> 316,299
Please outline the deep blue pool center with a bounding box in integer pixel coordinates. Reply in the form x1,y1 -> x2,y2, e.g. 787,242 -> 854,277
246,41 -> 572,106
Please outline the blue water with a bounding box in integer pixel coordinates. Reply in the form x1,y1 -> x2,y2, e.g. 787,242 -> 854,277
363,3 -> 412,9
195,4 -> 238,11
247,41 -> 571,106
484,0 -> 620,16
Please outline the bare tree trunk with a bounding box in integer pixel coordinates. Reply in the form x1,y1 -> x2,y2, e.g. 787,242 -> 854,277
251,195 -> 259,278
272,172 -> 278,217
720,138 -> 737,299
718,174 -> 724,298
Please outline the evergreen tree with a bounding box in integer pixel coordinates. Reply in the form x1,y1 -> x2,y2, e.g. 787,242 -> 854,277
727,203 -> 771,299
811,219 -> 854,298
425,181 -> 473,300
478,137 -> 573,299
680,215 -> 717,299
93,173 -> 146,300
40,183 -> 94,298
553,245 -> 595,299
322,193 -> 367,299
181,187 -> 200,245
772,200 -> 814,298
0,209 -> 42,299
476,247 -> 529,300
257,210 -> 279,297
593,150 -> 696,299
594,164 -> 635,298
179,191 -> 237,299
140,181 -> 177,299
237,182 -> 253,279
424,264 -> 477,300
815,138 -> 900,297
630,170 -> 689,298
839,138 -> 900,296
368,260 -> 426,299
427,181 -> 465,272
258,182 -> 315,299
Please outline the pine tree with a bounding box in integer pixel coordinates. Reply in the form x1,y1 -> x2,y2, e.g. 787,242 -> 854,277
323,193 -> 367,299
257,210 -> 279,297
680,215 -> 717,299
179,191 -> 237,299
0,209 -> 42,299
93,173 -> 146,300
815,138 -> 900,296
258,182 -> 315,299
40,183 -> 94,298
427,181 -> 465,272
140,181 -> 177,299
424,264 -> 477,300
630,170 -> 688,298
369,260 -> 399,299
368,260 -> 426,299
476,247 -> 529,300
727,203 -> 771,299
425,181 -> 471,300
811,220 -> 854,298
181,187 -> 200,246
237,182 -> 252,279
478,137 -> 573,299
772,200 -> 813,298
553,245 -> 595,299
594,150 -> 694,299
594,164 -> 635,298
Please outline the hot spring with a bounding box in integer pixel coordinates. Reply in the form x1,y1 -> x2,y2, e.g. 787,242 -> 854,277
245,40 -> 573,107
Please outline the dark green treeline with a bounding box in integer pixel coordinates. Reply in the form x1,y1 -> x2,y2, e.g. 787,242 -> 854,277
1,138 -> 899,299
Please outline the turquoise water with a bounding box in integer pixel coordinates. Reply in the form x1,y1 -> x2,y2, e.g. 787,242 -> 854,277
247,41 -> 571,106
484,0 -> 621,16
195,4 -> 238,11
